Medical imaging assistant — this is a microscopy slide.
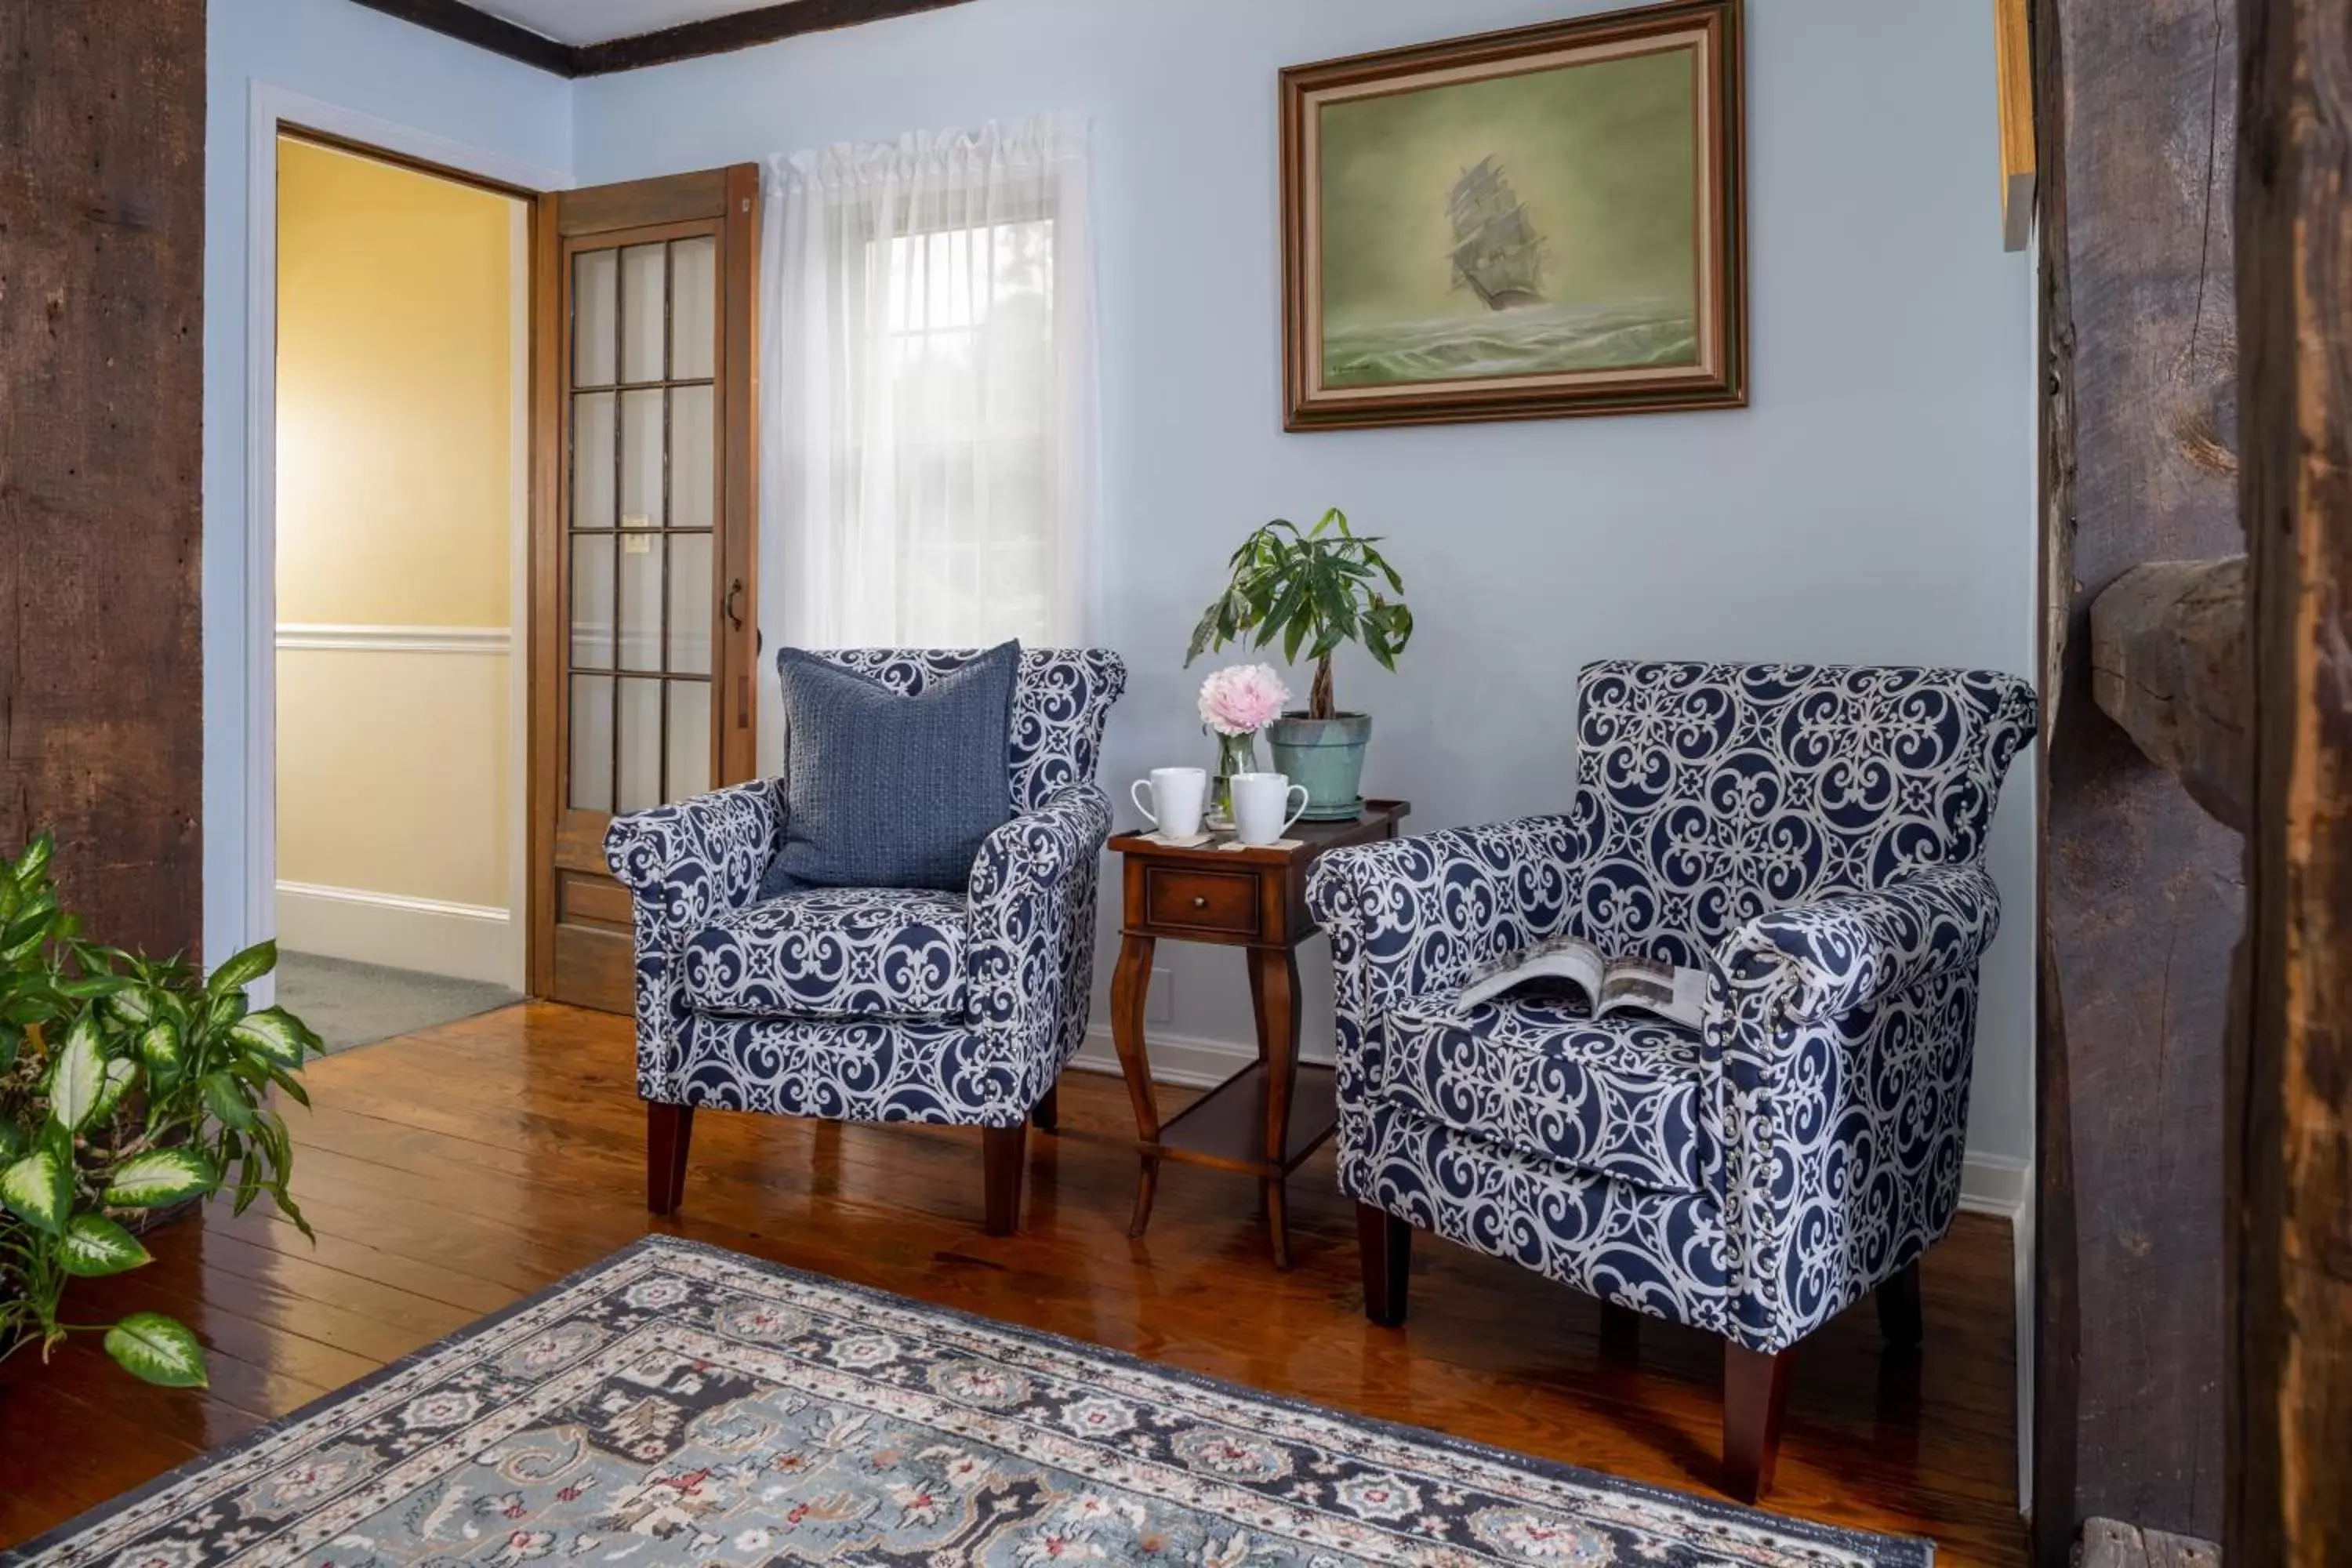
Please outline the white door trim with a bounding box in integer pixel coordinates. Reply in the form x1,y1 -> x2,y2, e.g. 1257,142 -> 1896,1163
242,84 -> 565,1000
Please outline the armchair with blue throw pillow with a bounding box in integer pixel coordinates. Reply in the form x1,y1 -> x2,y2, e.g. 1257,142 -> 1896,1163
604,647 -> 1126,1236
1304,661 -> 2036,1502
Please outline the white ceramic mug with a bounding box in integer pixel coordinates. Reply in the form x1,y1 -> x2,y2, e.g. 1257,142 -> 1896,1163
1230,771 -> 1311,846
1131,767 -> 1208,839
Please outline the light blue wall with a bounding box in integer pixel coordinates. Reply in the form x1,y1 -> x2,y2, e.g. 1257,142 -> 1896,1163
202,0 -> 574,971
200,0 -> 2038,1168
569,0 -> 2040,1166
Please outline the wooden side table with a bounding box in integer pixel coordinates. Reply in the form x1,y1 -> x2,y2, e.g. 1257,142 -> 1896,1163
1107,799 -> 1410,1269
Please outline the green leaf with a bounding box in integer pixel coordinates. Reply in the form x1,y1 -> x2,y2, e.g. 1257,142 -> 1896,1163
89,1056 -> 140,1125
103,1313 -> 208,1388
207,939 -> 278,998
13,834 -> 54,886
54,974 -> 129,1001
228,1008 -> 309,1068
45,1017 -> 107,1132
201,1072 -> 256,1132
0,1120 -> 27,1161
103,1147 -> 220,1209
264,1065 -> 312,1109
58,1213 -> 152,1277
271,1185 -> 316,1241
107,987 -> 159,1026
136,1019 -> 184,1083
0,1148 -> 71,1234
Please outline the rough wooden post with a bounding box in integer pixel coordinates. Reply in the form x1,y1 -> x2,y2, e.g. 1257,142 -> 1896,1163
2230,0 -> 2352,1559
0,2 -> 206,960
2032,1 -> 2243,1555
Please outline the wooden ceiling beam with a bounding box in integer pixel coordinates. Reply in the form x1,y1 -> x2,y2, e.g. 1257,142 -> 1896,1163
347,0 -> 578,76
346,0 -> 981,78
575,0 -> 977,74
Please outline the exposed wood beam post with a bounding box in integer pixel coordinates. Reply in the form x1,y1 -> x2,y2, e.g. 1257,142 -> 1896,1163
2230,0 -> 2352,1559
2031,0 -> 2245,1558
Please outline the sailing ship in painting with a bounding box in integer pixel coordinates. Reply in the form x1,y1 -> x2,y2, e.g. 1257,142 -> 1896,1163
1321,151 -> 1698,389
1448,157 -> 1547,310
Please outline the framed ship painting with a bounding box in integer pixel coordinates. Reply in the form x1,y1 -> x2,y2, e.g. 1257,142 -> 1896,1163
1280,0 -> 1747,430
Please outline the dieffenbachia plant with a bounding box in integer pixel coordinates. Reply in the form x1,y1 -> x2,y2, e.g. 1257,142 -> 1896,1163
0,835 -> 325,1386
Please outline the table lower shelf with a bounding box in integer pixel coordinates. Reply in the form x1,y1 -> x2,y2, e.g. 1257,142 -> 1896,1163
1147,1061 -> 1338,1177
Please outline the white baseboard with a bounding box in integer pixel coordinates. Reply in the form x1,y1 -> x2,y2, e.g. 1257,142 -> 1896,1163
275,880 -> 519,988
1071,1025 -> 2034,1220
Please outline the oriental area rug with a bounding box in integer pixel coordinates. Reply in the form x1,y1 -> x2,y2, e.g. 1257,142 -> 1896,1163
8,1237 -> 1927,1567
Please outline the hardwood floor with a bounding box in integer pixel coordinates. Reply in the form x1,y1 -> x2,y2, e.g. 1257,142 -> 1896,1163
0,1003 -> 2026,1562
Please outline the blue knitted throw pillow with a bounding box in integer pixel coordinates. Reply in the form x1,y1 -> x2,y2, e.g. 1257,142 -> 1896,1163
760,643 -> 1020,897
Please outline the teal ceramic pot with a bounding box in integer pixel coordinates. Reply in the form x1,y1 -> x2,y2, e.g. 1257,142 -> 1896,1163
1267,713 -> 1371,822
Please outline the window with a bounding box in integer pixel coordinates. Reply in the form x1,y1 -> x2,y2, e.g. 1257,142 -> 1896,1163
764,118 -> 1096,656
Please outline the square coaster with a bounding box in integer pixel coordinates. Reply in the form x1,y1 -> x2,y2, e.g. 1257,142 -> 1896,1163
1218,837 -> 1302,852
1142,830 -> 1214,848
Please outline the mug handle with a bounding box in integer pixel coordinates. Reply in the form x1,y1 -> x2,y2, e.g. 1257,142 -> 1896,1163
1280,784 -> 1311,836
1131,779 -> 1160,829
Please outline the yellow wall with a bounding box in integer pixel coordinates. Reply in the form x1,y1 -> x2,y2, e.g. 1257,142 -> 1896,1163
274,139 -> 521,924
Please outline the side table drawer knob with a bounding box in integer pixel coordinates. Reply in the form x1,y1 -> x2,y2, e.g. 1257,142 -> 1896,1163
1192,895 -> 1207,909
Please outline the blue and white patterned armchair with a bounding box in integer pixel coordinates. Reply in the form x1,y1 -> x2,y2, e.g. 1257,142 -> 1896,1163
1305,662 -> 2035,1501
604,648 -> 1127,1236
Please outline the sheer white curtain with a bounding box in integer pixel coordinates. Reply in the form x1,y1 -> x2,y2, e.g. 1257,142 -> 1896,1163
761,115 -> 1098,673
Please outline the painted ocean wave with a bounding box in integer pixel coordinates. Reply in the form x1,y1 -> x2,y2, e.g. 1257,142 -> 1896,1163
1323,300 -> 1699,387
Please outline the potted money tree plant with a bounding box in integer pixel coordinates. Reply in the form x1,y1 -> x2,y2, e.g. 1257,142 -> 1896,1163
1185,509 -> 1413,820
1,834 -> 325,1388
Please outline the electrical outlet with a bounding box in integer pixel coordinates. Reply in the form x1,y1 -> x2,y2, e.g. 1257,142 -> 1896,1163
1145,967 -> 1173,1025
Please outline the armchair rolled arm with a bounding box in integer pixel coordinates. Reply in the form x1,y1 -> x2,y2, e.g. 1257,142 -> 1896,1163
965,785 -> 1113,1037
1715,861 -> 2002,1025
1307,814 -> 1585,1020
604,779 -> 785,941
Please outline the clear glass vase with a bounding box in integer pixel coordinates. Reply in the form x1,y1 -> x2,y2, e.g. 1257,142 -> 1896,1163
1208,730 -> 1260,829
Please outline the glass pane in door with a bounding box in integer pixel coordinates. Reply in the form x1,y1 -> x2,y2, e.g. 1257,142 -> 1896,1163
565,233 -> 726,818
671,238 -> 717,380
622,244 -> 666,383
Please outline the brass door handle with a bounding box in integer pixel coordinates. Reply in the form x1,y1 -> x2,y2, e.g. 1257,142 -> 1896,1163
724,579 -> 746,631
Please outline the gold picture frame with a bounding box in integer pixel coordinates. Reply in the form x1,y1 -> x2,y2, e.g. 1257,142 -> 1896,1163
1281,0 -> 1748,431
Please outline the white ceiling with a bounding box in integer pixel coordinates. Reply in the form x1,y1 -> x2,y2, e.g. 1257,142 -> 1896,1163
463,0 -> 795,45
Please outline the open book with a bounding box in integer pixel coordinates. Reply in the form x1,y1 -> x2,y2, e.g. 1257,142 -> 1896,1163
1456,935 -> 1707,1030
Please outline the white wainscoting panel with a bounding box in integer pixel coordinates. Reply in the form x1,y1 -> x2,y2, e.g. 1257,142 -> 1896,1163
275,880 -> 514,985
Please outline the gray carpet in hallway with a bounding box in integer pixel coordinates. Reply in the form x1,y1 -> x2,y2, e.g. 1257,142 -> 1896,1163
275,950 -> 523,1053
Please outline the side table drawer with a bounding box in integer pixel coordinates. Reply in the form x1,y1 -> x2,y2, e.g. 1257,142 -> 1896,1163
1143,866 -> 1260,937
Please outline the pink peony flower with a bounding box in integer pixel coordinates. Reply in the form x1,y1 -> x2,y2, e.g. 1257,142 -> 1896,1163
1198,663 -> 1290,736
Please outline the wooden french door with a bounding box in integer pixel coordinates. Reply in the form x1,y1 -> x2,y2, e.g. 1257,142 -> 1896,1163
530,167 -> 760,1011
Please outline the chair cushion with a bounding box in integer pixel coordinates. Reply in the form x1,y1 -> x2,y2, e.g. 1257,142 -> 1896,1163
761,641 -> 1020,897
682,889 -> 968,1022
1379,993 -> 1708,1195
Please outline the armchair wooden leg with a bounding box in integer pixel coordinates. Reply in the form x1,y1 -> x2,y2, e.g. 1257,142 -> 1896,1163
647,1102 -> 694,1217
982,1123 -> 1027,1236
1877,1259 -> 1925,1350
1031,1084 -> 1059,1133
1357,1203 -> 1412,1327
1722,1343 -> 1792,1503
